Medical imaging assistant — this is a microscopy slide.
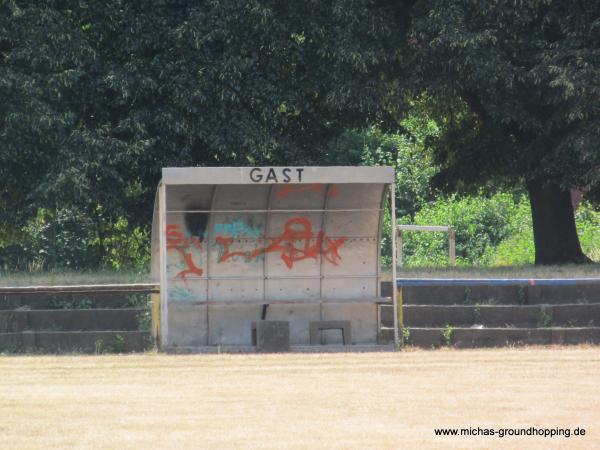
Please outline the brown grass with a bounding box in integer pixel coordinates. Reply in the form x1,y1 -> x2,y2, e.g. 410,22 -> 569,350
0,347 -> 599,449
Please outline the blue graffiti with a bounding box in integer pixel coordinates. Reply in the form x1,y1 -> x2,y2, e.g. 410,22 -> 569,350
214,219 -> 261,240
168,286 -> 196,301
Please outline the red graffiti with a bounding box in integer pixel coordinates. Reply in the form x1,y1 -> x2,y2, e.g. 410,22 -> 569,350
276,184 -> 339,199
214,235 -> 247,262
216,217 -> 347,269
166,224 -> 203,279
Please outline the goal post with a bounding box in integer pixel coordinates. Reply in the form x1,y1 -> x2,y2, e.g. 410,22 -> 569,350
396,225 -> 456,267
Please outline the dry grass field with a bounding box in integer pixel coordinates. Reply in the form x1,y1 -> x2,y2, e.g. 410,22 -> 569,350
0,347 -> 599,449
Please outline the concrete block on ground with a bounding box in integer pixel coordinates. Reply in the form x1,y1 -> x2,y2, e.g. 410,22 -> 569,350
251,321 -> 290,352
262,304 -> 320,345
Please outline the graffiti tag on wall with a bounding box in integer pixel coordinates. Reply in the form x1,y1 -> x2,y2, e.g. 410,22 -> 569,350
276,183 -> 339,199
214,217 -> 346,269
167,215 -> 347,277
168,286 -> 196,301
166,224 -> 204,279
214,219 -> 261,240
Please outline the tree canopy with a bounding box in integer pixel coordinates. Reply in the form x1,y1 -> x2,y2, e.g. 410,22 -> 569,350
407,0 -> 600,263
0,0 -> 598,268
0,0 -> 405,268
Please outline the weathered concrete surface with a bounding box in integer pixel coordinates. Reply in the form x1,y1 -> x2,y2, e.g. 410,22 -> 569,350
0,293 -> 142,310
400,285 -> 528,305
0,331 -> 150,353
0,289 -> 151,353
551,327 -> 600,344
166,302 -> 376,348
382,304 -> 600,328
263,304 -> 321,345
551,304 -> 600,326
527,284 -> 600,304
392,281 -> 600,306
380,281 -> 393,298
321,303 -> 376,345
166,303 -> 208,348
476,306 -> 546,327
400,305 -> 474,327
208,304 -> 264,347
251,321 -> 290,352
166,344 -> 394,354
407,327 -> 600,348
377,327 -> 395,345
0,311 -> 28,333
309,320 -> 352,345
0,309 -> 141,333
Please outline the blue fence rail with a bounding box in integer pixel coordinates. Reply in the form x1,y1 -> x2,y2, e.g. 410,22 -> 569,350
397,278 -> 600,287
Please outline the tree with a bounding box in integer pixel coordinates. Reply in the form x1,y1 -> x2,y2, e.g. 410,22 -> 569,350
408,0 -> 600,264
2,0 -> 597,268
0,0 -> 405,268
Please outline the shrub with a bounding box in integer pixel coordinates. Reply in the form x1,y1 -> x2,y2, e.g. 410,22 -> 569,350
22,208 -> 96,271
397,195 -> 599,267
576,203 -> 600,262
398,192 -> 522,266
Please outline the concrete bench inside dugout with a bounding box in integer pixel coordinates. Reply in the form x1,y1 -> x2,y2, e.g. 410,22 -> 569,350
151,166 -> 399,351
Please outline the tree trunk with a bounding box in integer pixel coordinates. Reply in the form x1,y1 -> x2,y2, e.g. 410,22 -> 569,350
527,180 -> 590,265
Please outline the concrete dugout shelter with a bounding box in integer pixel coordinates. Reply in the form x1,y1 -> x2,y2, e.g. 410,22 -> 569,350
151,166 -> 398,351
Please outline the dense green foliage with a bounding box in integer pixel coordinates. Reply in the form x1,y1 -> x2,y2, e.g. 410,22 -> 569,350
409,0 -> 600,199
328,116 -> 439,218
0,0 -> 404,270
0,0 -> 598,270
408,0 -> 600,264
329,125 -> 598,268
399,196 -> 599,267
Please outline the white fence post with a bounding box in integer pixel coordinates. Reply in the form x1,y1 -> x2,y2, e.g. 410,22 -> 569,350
448,227 -> 456,266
